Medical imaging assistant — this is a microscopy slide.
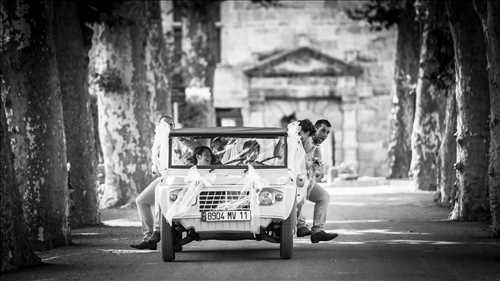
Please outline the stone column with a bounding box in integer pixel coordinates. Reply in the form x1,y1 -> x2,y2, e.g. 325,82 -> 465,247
341,103 -> 359,174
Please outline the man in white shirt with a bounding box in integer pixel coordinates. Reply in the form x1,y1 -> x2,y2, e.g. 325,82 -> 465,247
130,115 -> 173,250
296,119 -> 338,243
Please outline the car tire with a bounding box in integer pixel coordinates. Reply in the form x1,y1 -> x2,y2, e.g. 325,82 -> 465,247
280,200 -> 296,259
161,213 -> 175,262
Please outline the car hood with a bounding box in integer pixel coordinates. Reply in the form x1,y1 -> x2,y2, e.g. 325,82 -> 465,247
162,168 -> 293,186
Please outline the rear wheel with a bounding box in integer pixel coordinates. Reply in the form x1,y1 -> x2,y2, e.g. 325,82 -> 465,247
280,201 -> 296,259
160,214 -> 175,262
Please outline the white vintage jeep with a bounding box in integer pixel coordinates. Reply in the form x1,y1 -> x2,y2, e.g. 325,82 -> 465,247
156,127 -> 306,262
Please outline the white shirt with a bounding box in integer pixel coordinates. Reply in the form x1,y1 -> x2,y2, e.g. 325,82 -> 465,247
152,121 -> 171,174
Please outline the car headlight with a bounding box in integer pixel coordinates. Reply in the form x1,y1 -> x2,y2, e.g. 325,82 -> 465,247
169,192 -> 178,201
275,192 -> 283,201
169,189 -> 182,201
259,190 -> 273,205
258,188 -> 283,205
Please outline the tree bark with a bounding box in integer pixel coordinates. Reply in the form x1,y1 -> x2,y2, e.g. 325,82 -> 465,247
410,0 -> 450,191
439,89 -> 457,206
179,1 -> 219,127
1,93 -> 41,272
53,1 -> 99,227
474,0 -> 500,235
90,22 -> 152,208
387,0 -> 421,179
0,3 -> 30,200
89,2 -> 170,208
146,1 -> 172,119
447,0 -> 490,221
89,94 -> 103,163
0,0 -> 71,248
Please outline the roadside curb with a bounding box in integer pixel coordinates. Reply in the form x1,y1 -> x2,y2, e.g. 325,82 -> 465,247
320,179 -> 412,188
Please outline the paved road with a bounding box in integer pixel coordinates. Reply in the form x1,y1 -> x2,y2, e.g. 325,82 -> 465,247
4,181 -> 500,281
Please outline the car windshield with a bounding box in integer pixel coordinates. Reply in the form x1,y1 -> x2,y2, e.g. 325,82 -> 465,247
169,135 -> 286,169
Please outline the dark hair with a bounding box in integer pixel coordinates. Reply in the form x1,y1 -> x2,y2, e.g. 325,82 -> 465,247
191,146 -> 212,165
210,136 -> 227,148
280,112 -> 297,128
243,140 -> 260,152
298,119 -> 316,136
159,114 -> 173,123
315,119 -> 331,128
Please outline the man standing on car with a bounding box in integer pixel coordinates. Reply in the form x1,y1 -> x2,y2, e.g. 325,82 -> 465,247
297,119 -> 338,243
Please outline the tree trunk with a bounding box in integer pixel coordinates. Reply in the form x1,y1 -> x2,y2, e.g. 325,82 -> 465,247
90,23 -> 152,208
179,1 -> 219,127
410,0 -> 449,191
1,94 -> 41,272
387,0 -> 421,179
439,88 -> 457,206
0,5 -> 30,201
90,94 -> 103,163
146,1 -> 172,119
53,1 -> 99,227
89,2 -> 170,208
447,0 -> 490,221
1,0 -> 71,248
474,0 -> 500,235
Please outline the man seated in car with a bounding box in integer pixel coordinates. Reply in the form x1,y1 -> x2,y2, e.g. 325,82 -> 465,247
210,137 -> 228,164
240,140 -> 261,165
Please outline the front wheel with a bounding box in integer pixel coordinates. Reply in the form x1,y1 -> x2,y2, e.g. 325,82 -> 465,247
280,201 -> 296,259
160,214 -> 175,262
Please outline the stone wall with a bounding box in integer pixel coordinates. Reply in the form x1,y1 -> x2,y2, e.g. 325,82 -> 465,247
357,95 -> 392,176
218,0 -> 396,89
213,0 -> 396,176
248,76 -> 355,101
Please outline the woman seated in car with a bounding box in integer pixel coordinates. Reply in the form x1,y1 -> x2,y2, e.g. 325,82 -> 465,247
189,146 -> 216,166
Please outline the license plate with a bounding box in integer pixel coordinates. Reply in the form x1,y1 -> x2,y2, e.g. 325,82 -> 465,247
202,210 -> 251,222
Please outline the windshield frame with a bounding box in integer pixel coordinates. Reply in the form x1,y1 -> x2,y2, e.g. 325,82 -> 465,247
168,134 -> 288,169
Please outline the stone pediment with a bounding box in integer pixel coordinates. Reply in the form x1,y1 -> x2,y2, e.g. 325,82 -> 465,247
244,47 -> 362,77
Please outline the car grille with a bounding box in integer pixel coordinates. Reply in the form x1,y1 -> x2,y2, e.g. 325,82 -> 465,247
198,190 -> 250,211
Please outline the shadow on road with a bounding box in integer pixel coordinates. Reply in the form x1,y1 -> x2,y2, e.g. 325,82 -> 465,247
4,181 -> 500,281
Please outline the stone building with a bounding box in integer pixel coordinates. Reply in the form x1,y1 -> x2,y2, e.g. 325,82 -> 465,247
212,1 -> 396,177
162,0 -> 397,177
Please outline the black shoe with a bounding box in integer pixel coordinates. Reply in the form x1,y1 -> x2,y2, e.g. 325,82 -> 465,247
149,231 -> 161,243
130,240 -> 157,250
174,244 -> 183,252
310,231 -> 338,243
297,226 -> 312,237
